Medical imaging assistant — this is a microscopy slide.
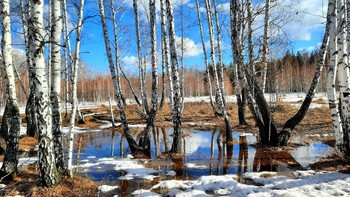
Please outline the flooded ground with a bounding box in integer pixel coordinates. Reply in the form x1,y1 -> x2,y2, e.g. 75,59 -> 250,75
72,127 -> 335,195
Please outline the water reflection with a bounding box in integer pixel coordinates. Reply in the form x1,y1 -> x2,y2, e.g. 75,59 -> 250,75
74,128 -> 334,182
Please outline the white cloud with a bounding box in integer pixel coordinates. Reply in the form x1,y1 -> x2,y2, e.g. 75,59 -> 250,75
121,55 -> 138,66
175,35 -> 203,57
121,55 -> 140,75
270,0 -> 327,41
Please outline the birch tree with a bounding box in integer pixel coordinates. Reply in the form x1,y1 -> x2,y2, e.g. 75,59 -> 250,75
29,0 -> 60,186
327,0 -> 350,158
161,0 -> 174,111
23,0 -> 38,137
212,0 -> 226,105
166,0 -> 184,153
99,0 -> 146,156
50,0 -> 64,171
205,0 -> 233,142
62,0 -> 72,116
261,0 -> 270,93
67,0 -> 85,177
195,0 -> 218,115
133,0 -> 149,115
0,0 -> 21,177
238,0 -> 332,146
139,0 -> 158,154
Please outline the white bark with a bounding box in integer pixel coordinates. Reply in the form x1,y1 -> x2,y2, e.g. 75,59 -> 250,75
195,0 -> 217,115
327,0 -> 344,150
247,0 -> 254,89
337,0 -> 350,154
149,0 -> 158,117
62,0 -> 71,116
212,0 -> 226,103
0,0 -> 21,175
68,0 -> 85,177
98,0 -> 139,154
29,0 -> 59,186
160,0 -> 174,110
23,0 -> 38,137
180,1 -> 185,113
261,0 -> 270,93
166,0 -> 183,153
51,0 -> 64,170
205,0 -> 233,141
133,0 -> 148,114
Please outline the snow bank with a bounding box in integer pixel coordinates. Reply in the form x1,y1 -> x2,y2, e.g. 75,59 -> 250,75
141,170 -> 350,196
76,157 -> 159,180
98,185 -> 118,193
0,157 -> 38,169
132,189 -> 161,197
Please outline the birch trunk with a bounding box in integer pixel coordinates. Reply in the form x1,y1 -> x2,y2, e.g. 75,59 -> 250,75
241,0 -> 332,146
133,0 -> 149,114
50,0 -> 64,171
327,0 -> 343,150
166,0 -> 183,153
247,0 -> 254,93
98,0 -> 140,155
29,0 -> 59,186
180,2 -> 185,113
205,0 -> 233,142
261,0 -> 270,93
67,0 -> 85,177
159,47 -> 166,109
280,0 -> 332,145
336,0 -> 350,156
139,0 -> 158,154
0,0 -> 21,177
23,0 -> 38,137
212,0 -> 226,105
231,0 -> 248,126
161,0 -> 174,110
195,0 -> 219,116
62,0 -> 71,117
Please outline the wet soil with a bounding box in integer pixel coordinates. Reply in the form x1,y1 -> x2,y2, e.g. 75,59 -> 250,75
0,101 -> 346,197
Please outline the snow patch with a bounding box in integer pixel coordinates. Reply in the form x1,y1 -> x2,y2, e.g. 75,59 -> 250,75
76,157 -> 159,180
98,185 -> 118,193
143,170 -> 350,196
186,163 -> 207,169
165,170 -> 176,176
132,189 -> 161,197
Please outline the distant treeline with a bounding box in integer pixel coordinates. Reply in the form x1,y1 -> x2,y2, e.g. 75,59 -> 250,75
1,49 -> 325,106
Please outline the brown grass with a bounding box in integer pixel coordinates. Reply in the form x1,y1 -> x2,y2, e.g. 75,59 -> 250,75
0,166 -> 99,197
0,99 -> 337,196
18,136 -> 38,152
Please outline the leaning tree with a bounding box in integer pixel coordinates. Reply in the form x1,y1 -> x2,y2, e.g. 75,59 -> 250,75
231,0 -> 332,146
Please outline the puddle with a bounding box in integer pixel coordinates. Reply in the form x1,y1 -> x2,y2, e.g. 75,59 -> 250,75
72,127 -> 335,195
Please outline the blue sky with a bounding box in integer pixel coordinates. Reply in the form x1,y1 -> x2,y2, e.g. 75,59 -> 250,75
7,0 -> 328,75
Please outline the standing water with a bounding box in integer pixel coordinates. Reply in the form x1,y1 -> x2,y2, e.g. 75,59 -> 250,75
72,127 -> 334,195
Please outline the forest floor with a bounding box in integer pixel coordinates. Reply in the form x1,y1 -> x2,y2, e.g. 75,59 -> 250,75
0,93 -> 349,196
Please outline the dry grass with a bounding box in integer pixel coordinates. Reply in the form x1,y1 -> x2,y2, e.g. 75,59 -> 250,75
0,99 -> 337,196
18,136 -> 38,152
0,166 -> 99,197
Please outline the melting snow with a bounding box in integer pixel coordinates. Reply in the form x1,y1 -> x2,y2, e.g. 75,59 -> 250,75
76,157 -> 159,180
186,163 -> 207,169
142,170 -> 350,196
98,185 -> 118,193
